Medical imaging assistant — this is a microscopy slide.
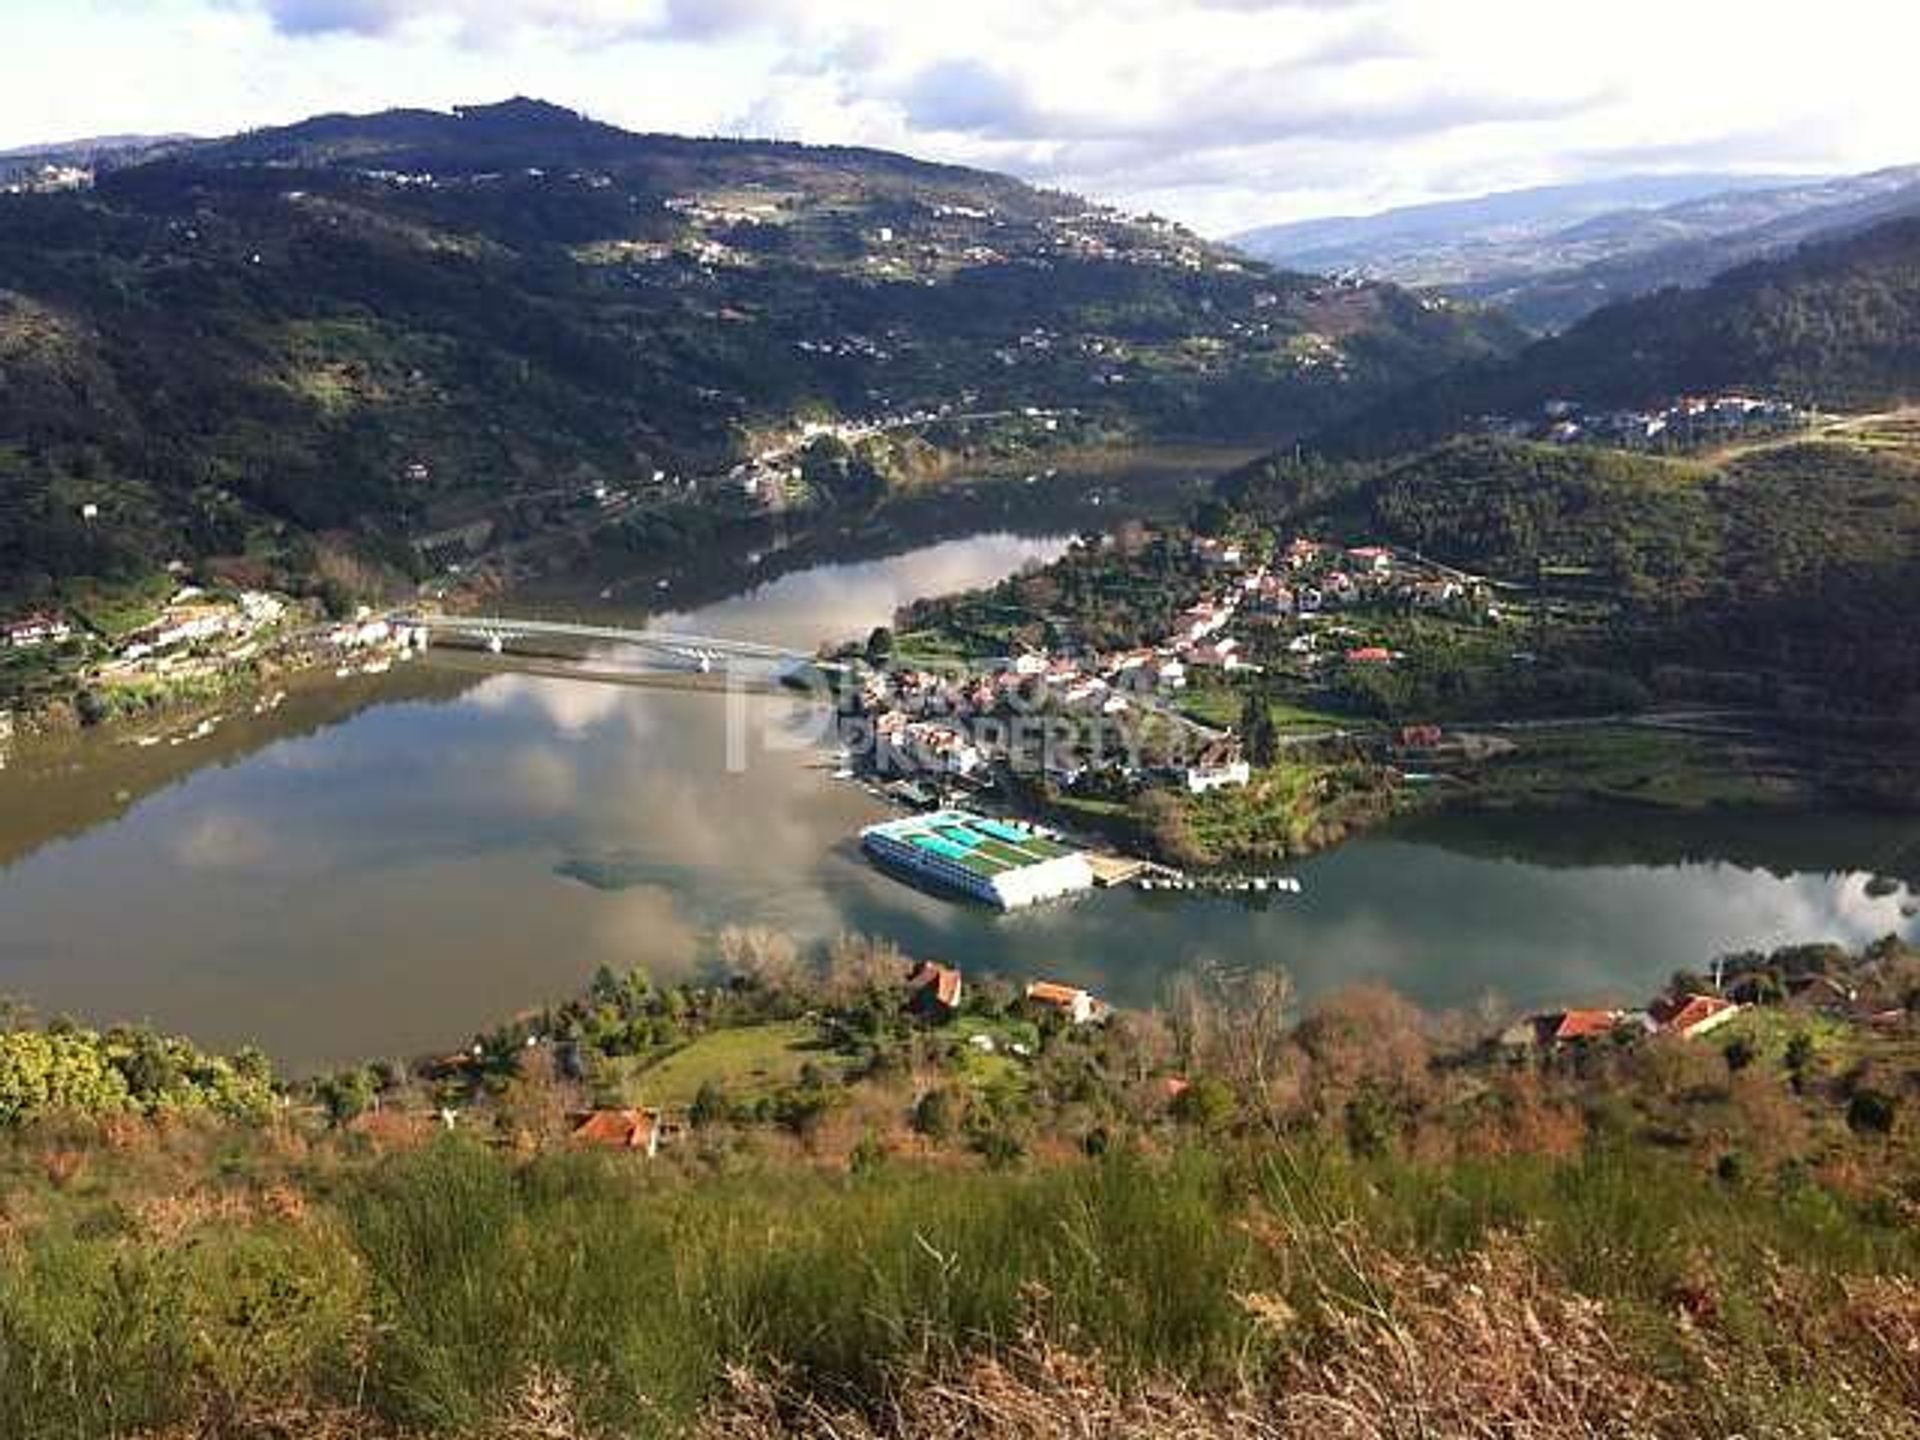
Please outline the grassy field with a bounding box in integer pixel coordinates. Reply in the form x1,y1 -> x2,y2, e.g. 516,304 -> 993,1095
1476,724 -> 1807,810
1176,683 -> 1347,733
609,1022 -> 850,1107
5,1137 -> 1920,1437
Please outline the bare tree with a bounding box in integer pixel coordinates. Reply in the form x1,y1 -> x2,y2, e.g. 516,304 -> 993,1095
1165,960 -> 1298,1131
717,925 -> 805,994
823,932 -> 909,1005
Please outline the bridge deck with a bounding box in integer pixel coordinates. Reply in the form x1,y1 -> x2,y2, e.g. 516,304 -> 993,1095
412,614 -> 809,661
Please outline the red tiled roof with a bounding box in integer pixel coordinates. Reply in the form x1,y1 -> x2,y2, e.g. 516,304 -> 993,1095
907,961 -> 963,1009
571,1109 -> 657,1150
1026,981 -> 1086,1009
1655,994 -> 1736,1036
1552,1009 -> 1619,1042
1346,647 -> 1392,664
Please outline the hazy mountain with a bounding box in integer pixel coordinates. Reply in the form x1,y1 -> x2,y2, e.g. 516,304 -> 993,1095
0,133 -> 192,186
1229,174 -> 1808,281
1314,213 -> 1920,455
1465,167 -> 1920,329
0,99 -> 1514,599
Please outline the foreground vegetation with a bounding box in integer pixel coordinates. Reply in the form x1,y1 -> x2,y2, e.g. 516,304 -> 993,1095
5,932 -> 1920,1436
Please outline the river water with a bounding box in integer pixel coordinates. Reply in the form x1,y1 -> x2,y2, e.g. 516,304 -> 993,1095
3,498 -> 1917,1069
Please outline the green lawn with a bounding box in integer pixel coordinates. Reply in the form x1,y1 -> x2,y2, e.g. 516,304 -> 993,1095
1477,725 -> 1801,810
1177,684 -> 1347,733
611,1022 -> 849,1107
60,571 -> 173,639
947,1015 -> 1039,1093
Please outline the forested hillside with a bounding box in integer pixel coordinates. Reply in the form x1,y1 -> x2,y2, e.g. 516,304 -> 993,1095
1315,216 -> 1920,456
1223,436 -> 1920,716
0,99 -> 1513,604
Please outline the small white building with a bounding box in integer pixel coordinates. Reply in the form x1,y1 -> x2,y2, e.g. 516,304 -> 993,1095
4,613 -> 71,649
1184,740 -> 1251,794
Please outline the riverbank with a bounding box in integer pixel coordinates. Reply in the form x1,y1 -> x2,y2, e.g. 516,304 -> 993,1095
5,522 -> 1916,1069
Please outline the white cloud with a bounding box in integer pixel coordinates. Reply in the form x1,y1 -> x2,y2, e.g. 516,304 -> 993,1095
4,0 -> 1917,233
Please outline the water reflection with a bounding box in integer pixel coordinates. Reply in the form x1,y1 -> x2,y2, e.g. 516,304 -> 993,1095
1,532 -> 1916,1070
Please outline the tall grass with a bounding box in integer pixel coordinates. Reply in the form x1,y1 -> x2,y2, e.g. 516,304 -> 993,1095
3,1138 -> 1918,1436
0,1216 -> 361,1437
345,1142 -> 1262,1432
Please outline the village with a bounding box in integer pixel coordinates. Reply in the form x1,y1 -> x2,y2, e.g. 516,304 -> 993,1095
0,575 -> 433,753
1475,392 -> 1808,448
406,927 -> 1875,1170
836,523 -> 1504,806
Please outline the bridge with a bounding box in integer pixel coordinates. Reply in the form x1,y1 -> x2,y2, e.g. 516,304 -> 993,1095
407,614 -> 813,672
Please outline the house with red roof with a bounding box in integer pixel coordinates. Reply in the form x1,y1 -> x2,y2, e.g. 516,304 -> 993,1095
570,1109 -> 661,1156
1652,993 -> 1742,1039
1025,980 -> 1107,1025
906,960 -> 964,1018
1500,1008 -> 1630,1051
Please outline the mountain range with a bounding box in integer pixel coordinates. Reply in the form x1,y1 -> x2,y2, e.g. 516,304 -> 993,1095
1312,213 -> 1920,455
0,98 -> 1512,601
1235,165 -> 1920,332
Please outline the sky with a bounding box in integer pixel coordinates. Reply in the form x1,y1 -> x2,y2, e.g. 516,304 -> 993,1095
6,0 -> 1918,235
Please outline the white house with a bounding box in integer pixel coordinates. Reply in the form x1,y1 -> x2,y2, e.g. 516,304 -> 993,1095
4,613 -> 71,649
1184,741 -> 1251,794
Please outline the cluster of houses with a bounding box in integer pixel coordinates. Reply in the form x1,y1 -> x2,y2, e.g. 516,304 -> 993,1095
50,584 -> 431,693
1502,992 -> 1743,1053
3,612 -> 74,650
906,959 -> 1110,1028
564,961 -> 1109,1161
844,528 -> 1495,798
850,646 -> 1184,791
112,588 -> 289,665
1201,533 -> 1482,635
1156,533 -> 1491,683
1479,394 -> 1806,449
6,588 -> 299,667
0,162 -> 91,195
1502,953 -> 1916,1058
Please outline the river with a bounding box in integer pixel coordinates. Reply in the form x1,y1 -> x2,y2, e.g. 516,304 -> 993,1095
3,492 -> 1917,1069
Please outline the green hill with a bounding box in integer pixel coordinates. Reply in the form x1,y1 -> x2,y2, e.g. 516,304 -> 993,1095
1223,436 -> 1920,716
0,98 -> 1514,604
1316,216 -> 1920,456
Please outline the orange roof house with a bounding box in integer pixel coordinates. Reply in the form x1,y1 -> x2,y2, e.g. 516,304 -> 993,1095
571,1109 -> 660,1156
1346,646 -> 1393,665
1025,980 -> 1105,1025
906,960 -> 964,1017
1500,1008 -> 1626,1050
1552,1009 -> 1622,1043
1652,994 -> 1741,1039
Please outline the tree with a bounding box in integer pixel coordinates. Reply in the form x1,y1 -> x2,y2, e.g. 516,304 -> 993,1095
912,1087 -> 957,1142
1169,1075 -> 1236,1130
1847,1088 -> 1898,1136
717,926 -> 805,995
824,933 -> 907,1006
317,1067 -> 378,1127
1240,690 -> 1279,767
865,625 -> 895,664
1165,962 -> 1298,1131
690,1081 -> 730,1129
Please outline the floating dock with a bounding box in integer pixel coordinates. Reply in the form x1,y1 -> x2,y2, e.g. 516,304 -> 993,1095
861,810 -> 1095,910
1085,853 -> 1154,888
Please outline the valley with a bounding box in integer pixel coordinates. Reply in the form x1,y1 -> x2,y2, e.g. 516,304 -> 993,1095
4,73 -> 1920,1440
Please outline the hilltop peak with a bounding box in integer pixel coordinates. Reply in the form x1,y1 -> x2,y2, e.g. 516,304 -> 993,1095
451,97 -> 593,131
